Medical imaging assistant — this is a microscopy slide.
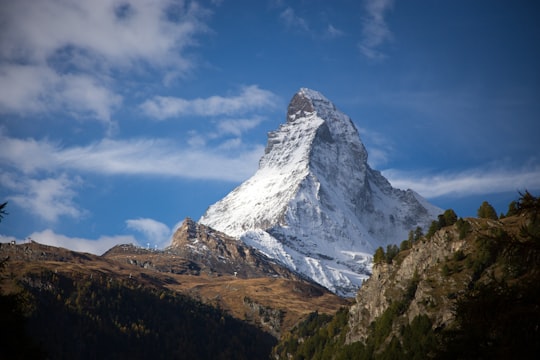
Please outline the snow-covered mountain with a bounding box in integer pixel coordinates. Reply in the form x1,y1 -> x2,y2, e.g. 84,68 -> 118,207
200,88 -> 441,296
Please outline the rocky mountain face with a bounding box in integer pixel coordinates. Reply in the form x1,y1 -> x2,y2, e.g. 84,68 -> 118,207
347,222 -> 470,343
272,195 -> 540,359
200,88 -> 441,296
167,217 -> 306,280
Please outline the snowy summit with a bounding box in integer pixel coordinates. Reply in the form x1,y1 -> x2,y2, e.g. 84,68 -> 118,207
200,88 -> 441,296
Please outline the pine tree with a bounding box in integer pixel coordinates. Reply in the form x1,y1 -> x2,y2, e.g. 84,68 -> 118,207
443,209 -> 458,226
373,247 -> 385,265
477,201 -> 498,220
0,202 -> 7,223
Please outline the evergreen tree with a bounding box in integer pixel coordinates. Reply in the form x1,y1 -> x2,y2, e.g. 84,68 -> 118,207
517,190 -> 539,214
414,227 -> 423,242
477,201 -> 498,220
443,209 -> 458,226
0,202 -> 7,223
385,244 -> 399,264
373,247 -> 385,265
426,220 -> 440,238
407,230 -> 414,243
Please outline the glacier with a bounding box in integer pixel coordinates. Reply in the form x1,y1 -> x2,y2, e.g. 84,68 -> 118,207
199,88 -> 441,296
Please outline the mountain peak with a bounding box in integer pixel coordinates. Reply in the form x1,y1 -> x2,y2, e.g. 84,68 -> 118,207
199,89 -> 441,296
287,88 -> 335,121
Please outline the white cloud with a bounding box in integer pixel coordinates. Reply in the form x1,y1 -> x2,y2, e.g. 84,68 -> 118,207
0,234 -> 18,244
279,7 -> 309,32
0,172 -> 84,223
141,85 -> 279,120
359,0 -> 394,59
0,0 -> 210,122
0,64 -> 122,123
357,127 -> 394,168
216,117 -> 264,137
324,24 -> 345,39
0,0 -> 208,68
0,134 -> 263,182
383,166 -> 540,198
126,218 -> 171,248
27,229 -> 136,255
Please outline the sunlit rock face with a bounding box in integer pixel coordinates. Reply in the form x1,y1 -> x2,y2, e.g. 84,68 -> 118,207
200,88 -> 441,296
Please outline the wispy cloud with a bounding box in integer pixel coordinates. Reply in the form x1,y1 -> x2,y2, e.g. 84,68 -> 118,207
126,218 -> 172,248
215,117 -> 265,137
324,24 -> 345,39
383,166 -> 540,198
279,7 -> 310,32
357,127 -> 394,168
141,85 -> 279,120
27,229 -> 136,255
0,172 -> 84,223
0,0 -> 210,123
359,0 -> 394,60
0,134 -> 263,182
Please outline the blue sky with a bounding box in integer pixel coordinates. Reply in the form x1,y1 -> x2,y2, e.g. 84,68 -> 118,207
1,0 -> 539,254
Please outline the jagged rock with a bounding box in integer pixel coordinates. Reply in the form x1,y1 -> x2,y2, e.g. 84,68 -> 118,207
200,88 -> 441,296
347,225 -> 469,343
168,218 -> 305,280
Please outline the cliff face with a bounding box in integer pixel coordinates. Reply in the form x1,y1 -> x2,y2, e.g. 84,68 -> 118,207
347,224 -> 469,342
272,196 -> 540,359
347,211 -> 540,347
168,217 -> 305,280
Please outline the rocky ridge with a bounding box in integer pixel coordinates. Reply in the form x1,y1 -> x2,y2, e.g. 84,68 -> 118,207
167,217 -> 307,280
200,88 -> 441,296
272,195 -> 540,359
347,222 -> 470,342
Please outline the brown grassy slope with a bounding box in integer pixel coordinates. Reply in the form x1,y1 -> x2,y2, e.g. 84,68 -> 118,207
0,241 -> 348,337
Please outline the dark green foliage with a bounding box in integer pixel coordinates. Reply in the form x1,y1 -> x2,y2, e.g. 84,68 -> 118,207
367,276 -> 420,354
414,227 -> 424,242
477,201 -> 498,220
9,271 -> 275,360
428,209 -> 458,239
373,244 -> 400,265
441,263 -> 451,276
385,244 -> 399,264
426,220 -> 440,238
0,292 -> 47,359
440,281 -> 540,359
398,315 -> 438,359
442,209 -> 458,226
373,246 -> 385,265
334,341 -> 367,360
428,209 -> 463,239
370,300 -> 404,347
437,214 -> 447,228
0,201 -> 7,222
272,308 -> 349,360
405,272 -> 420,301
515,191 -> 540,241
455,218 -> 471,239
516,190 -> 540,215
453,250 -> 466,261
400,239 -> 411,251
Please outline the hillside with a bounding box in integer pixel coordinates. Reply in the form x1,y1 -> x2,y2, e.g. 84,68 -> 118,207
0,233 -> 347,359
272,192 -> 540,359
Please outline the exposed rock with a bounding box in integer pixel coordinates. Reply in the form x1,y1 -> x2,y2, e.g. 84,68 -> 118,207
200,88 -> 441,296
347,224 -> 470,342
168,218 -> 306,280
